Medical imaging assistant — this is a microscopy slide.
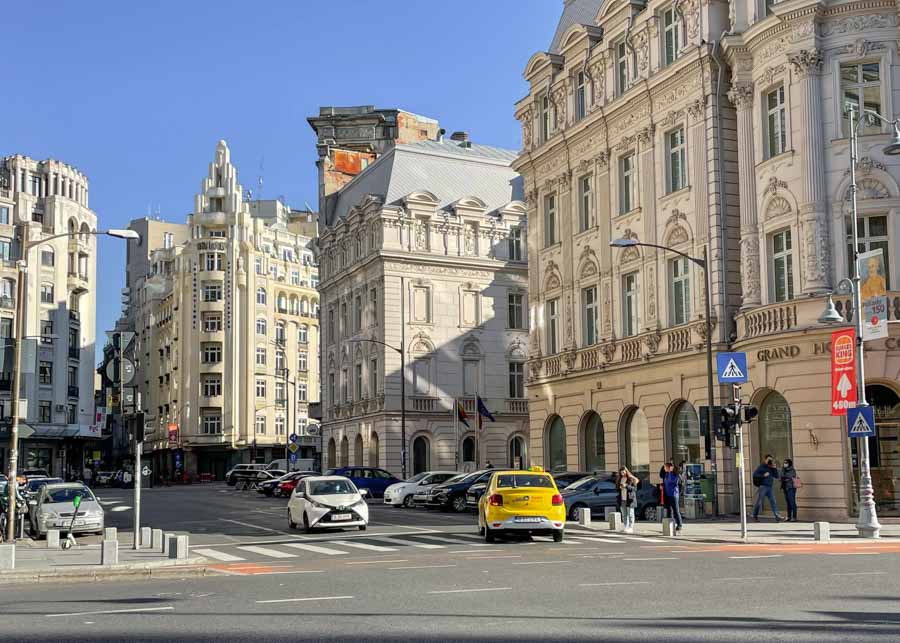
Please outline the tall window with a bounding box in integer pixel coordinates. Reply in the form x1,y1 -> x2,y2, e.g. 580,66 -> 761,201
355,364 -> 363,400
0,207 -> 9,225
255,346 -> 266,366
256,378 -> 266,398
508,362 -> 524,398
508,227 -> 523,261
508,292 -> 525,330
202,312 -> 222,332
670,257 -> 691,326
276,382 -> 286,405
341,368 -> 348,403
623,272 -> 639,337
667,128 -> 687,193
541,94 -> 551,142
256,288 -> 266,305
41,320 -> 53,344
369,288 -> 378,326
275,350 -> 285,373
766,86 -> 786,158
544,194 -> 557,247
616,41 -> 629,95
354,295 -> 362,332
771,229 -> 794,302
204,253 -> 223,271
39,400 -> 52,423
202,282 -> 222,302
575,71 -> 587,121
256,318 -> 267,336
202,376 -> 222,397
41,248 -> 54,267
202,413 -> 222,435
848,215 -> 891,288
255,415 -> 266,435
40,283 -> 54,304
546,298 -> 559,354
619,153 -> 634,214
369,358 -> 378,398
663,7 -> 681,66
275,323 -> 286,345
0,238 -> 10,263
39,361 -> 53,385
298,352 -> 308,372
578,175 -> 592,232
163,232 -> 173,249
298,383 -> 307,401
841,62 -> 882,136
298,324 -> 308,344
582,286 -> 598,345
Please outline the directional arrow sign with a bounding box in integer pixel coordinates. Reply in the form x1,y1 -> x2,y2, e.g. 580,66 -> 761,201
836,373 -> 853,399
831,329 -> 857,415
847,406 -> 876,438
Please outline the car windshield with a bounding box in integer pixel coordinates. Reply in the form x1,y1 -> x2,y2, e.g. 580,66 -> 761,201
496,474 -> 554,489
45,487 -> 95,504
309,480 -> 356,496
406,472 -> 429,483
564,476 -> 598,490
27,478 -> 62,491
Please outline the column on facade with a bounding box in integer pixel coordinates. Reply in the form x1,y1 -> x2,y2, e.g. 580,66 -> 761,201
595,150 -> 612,339
789,48 -> 831,294
638,124 -> 658,330
728,81 -> 762,308
525,188 -> 542,358
558,170 -> 577,352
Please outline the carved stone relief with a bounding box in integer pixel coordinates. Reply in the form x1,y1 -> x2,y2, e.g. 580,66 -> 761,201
803,215 -> 831,287
588,55 -> 606,106
602,281 -> 611,335
666,225 -> 690,246
741,236 -> 761,306
552,84 -> 568,129
520,106 -> 533,151
788,49 -> 823,77
765,196 -> 792,220
647,264 -> 657,324
727,82 -> 754,110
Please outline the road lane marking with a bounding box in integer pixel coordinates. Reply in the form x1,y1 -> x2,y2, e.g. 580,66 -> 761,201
712,577 -> 769,581
220,519 -> 286,534
255,570 -> 325,575
826,552 -> 881,556
368,537 -> 444,549
110,506 -> 132,512
344,559 -> 409,565
194,548 -> 245,562
669,549 -> 722,553
45,606 -> 174,618
256,596 -> 353,604
428,587 -> 512,595
464,555 -> 521,560
622,557 -> 680,561
729,555 -> 783,559
282,543 -> 349,556
411,534 -> 488,545
237,546 -> 298,559
329,541 -> 397,552
448,549 -> 504,554
572,536 -> 628,544
512,560 -> 569,565
579,581 -> 651,587
389,564 -> 457,570
831,571 -> 887,576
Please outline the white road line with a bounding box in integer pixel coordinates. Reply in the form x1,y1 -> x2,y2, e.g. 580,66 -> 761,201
464,555 -> 522,560
712,577 -> 770,582
729,555 -> 783,559
572,536 -> 627,544
428,587 -> 512,595
389,564 -> 457,570
329,541 -> 397,552
826,552 -> 881,556
344,559 -> 408,565
448,549 -> 504,554
512,560 -> 570,565
411,534 -> 487,545
831,571 -> 887,576
45,606 -> 174,618
282,543 -> 349,556
669,549 -> 722,553
256,596 -> 353,604
444,533 -> 483,540
368,537 -> 444,550
237,545 -> 298,559
622,557 -> 680,561
579,581 -> 652,587
193,548 -> 245,562
110,506 -> 132,512
219,519 -> 286,534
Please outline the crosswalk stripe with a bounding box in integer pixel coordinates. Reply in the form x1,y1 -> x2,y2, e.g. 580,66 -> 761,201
282,543 -> 349,556
237,545 -> 298,559
444,533 -> 482,540
414,534 -> 492,546
572,536 -> 626,544
194,548 -> 245,562
329,541 -> 397,552
370,537 -> 444,549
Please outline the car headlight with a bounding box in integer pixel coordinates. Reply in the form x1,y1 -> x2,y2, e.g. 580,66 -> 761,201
352,499 -> 367,509
310,500 -> 330,510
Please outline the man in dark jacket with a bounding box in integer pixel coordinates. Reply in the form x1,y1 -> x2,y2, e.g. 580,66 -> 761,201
752,455 -> 785,522
661,462 -> 683,532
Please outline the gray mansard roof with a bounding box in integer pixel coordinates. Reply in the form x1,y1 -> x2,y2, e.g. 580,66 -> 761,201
326,139 -> 523,227
549,0 -> 605,54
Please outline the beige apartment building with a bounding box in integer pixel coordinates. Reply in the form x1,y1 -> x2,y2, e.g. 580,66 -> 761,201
515,0 -> 899,520
119,141 -> 321,480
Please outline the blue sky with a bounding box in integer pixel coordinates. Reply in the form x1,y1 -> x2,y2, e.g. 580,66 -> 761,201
3,0 -> 559,347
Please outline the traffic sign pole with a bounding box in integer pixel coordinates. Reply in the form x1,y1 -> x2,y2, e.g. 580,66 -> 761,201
733,385 -> 748,542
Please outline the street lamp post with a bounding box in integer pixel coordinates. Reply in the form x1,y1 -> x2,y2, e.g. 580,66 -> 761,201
817,107 -> 900,538
271,340 -> 293,470
5,227 -> 139,542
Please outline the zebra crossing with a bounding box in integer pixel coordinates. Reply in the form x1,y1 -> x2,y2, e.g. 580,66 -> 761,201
192,529 -> 667,563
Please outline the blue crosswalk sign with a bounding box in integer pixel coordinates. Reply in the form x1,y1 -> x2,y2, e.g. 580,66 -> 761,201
847,407 -> 876,438
716,352 -> 748,383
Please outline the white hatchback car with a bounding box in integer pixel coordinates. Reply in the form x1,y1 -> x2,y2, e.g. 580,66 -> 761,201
383,471 -> 459,507
287,475 -> 369,532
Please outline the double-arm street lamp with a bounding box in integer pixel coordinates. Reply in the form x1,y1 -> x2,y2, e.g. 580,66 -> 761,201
816,107 -> 900,539
5,227 -> 139,542
270,339 -> 295,468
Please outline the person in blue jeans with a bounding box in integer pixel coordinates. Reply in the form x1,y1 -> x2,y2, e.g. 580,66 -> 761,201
752,455 -> 785,522
662,462 -> 683,532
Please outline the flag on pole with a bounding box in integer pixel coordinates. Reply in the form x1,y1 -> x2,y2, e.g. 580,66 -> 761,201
457,400 -> 470,428
476,395 -> 496,431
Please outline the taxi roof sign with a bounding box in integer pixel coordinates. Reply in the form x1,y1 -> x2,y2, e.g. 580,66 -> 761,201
528,465 -> 544,472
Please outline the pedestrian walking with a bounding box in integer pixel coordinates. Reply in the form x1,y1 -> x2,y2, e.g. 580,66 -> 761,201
661,462 -> 683,533
83,468 -> 93,488
752,455 -> 785,522
780,458 -> 800,522
616,467 -> 638,533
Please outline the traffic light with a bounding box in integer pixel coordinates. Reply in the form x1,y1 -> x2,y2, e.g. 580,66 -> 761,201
720,404 -> 739,449
742,405 -> 759,424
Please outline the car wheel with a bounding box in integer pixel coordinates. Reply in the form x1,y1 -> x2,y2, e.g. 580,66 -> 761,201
483,524 -> 496,543
553,529 -> 564,543
402,494 -> 415,508
358,524 -> 367,531
641,505 -> 658,522
302,512 -> 312,533
568,503 -> 585,521
451,495 -> 467,513
288,509 -> 297,530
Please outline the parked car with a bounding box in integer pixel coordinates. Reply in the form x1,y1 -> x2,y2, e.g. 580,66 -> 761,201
287,476 -> 369,532
23,477 -> 63,501
94,471 -> 115,486
551,471 -> 592,490
226,464 -> 266,486
423,469 -> 495,513
412,474 -> 466,505
383,471 -> 458,508
256,469 -> 286,482
257,472 -> 292,496
324,467 -> 401,498
276,472 -> 318,497
29,483 -> 104,538
561,472 -> 660,521
19,469 -> 50,483
465,481 -> 488,510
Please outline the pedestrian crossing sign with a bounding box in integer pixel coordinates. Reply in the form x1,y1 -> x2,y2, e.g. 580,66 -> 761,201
716,352 -> 748,383
847,406 -> 876,438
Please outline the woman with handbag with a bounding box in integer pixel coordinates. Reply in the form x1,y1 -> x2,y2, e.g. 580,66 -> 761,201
616,467 -> 638,533
781,458 -> 800,522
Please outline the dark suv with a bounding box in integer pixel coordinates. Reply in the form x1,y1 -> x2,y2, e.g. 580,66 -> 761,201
325,467 -> 400,498
424,470 -> 494,513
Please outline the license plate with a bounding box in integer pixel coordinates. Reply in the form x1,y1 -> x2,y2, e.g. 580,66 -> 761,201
73,520 -> 85,526
332,513 -> 352,521
514,516 -> 541,523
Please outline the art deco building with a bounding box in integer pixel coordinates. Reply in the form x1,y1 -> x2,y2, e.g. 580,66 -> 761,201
119,141 -> 321,480
0,155 -> 98,478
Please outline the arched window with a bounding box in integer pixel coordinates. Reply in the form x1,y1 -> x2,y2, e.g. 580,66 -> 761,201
757,392 -> 792,463
369,432 -> 380,467
622,408 -> 650,479
277,293 -> 287,313
290,296 -> 299,315
256,288 -> 267,305
79,222 -> 90,241
545,416 -> 567,472
462,436 -> 476,464
300,299 -> 308,315
68,218 -> 77,235
670,402 -> 701,466
340,436 -> 349,467
508,435 -> 527,470
327,438 -> 336,469
255,318 -> 267,336
581,412 -> 605,471
412,435 -> 430,475
354,434 -> 364,466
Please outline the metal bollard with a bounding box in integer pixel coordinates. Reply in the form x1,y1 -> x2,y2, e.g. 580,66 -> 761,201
151,528 -> 164,552
103,527 -> 118,542
140,527 -> 152,548
814,521 -> 830,542
608,511 -> 623,532
0,544 -> 14,570
101,539 -> 118,566
662,518 -> 676,537
46,529 -> 60,549
578,507 -> 592,528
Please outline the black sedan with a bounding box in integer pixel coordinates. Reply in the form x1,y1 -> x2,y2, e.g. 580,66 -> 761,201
465,481 -> 488,510
561,473 -> 660,521
552,471 -> 592,490
423,470 -> 494,513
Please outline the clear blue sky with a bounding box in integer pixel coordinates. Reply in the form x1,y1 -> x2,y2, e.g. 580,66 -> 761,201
2,0 -> 559,349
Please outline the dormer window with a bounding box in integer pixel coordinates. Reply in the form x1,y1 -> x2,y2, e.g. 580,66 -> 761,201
616,41 -> 629,95
663,7 -> 682,66
575,71 -> 587,121
541,94 -> 552,142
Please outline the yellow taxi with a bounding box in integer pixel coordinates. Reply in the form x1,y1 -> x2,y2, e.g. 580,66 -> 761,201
477,466 -> 566,543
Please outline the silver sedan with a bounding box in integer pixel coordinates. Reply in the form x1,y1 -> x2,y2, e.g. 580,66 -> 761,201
29,483 -> 105,538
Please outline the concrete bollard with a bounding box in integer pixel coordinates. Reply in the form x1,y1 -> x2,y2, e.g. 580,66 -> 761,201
578,507 -> 592,528
140,527 -> 152,548
46,529 -> 60,549
151,528 -> 164,552
163,532 -> 175,556
168,534 -> 188,560
608,511 -> 623,532
0,544 -> 14,570
662,518 -> 676,537
103,527 -> 117,542
814,521 -> 830,542
101,539 -> 118,566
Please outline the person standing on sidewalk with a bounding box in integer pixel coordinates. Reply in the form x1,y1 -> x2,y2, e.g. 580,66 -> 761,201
662,462 -> 683,533
616,467 -> 638,533
780,458 -> 799,522
752,455 -> 785,522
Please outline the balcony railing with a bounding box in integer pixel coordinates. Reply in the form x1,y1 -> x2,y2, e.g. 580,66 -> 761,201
411,397 -> 438,412
506,399 -> 528,414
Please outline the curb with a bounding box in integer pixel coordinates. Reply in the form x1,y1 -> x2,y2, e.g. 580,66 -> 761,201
0,557 -> 218,586
575,525 -> 900,545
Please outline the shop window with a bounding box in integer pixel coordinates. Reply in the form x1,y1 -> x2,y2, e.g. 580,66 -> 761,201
545,415 -> 567,472
757,391 -> 793,464
622,407 -> 650,480
670,401 -> 701,466
582,412 -> 605,471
